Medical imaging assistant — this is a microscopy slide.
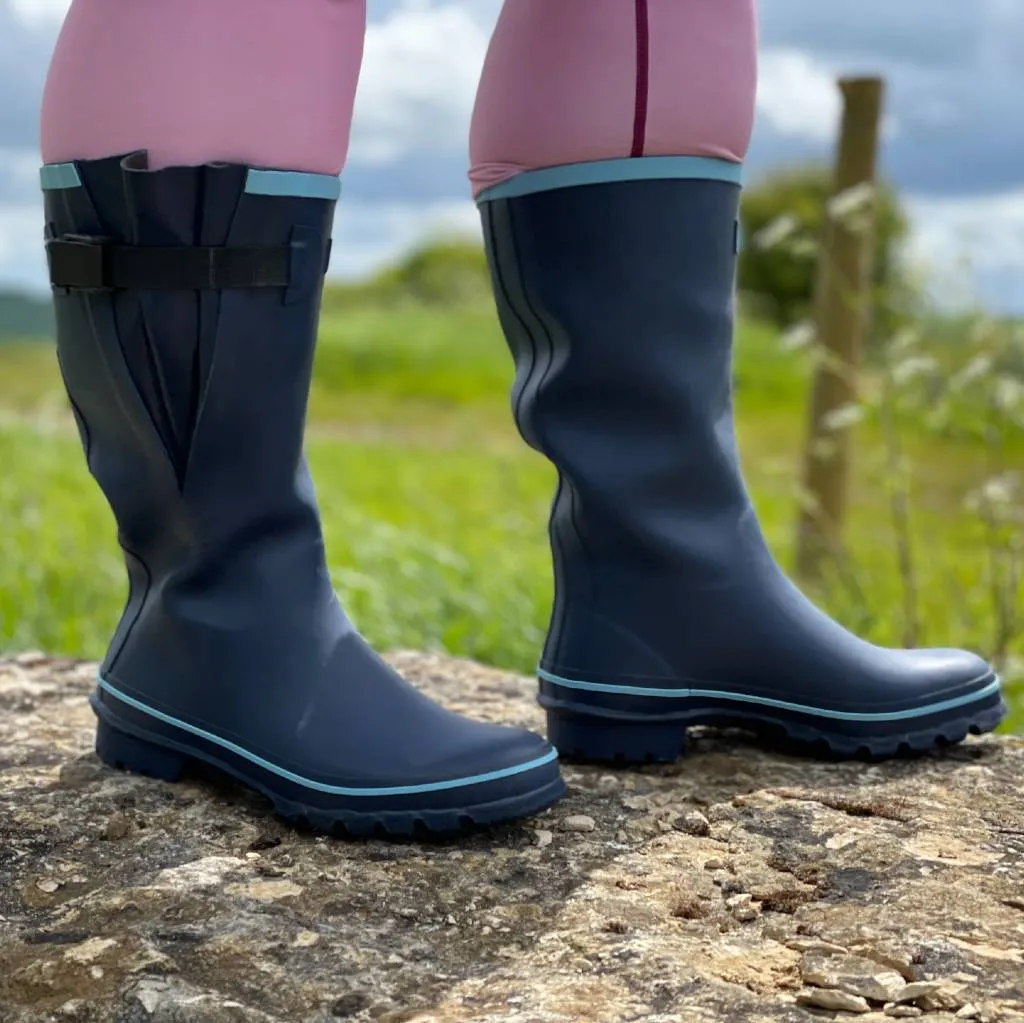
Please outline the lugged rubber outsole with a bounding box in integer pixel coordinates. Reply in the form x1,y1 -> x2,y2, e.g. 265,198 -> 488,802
545,691 -> 1007,764
94,717 -> 566,839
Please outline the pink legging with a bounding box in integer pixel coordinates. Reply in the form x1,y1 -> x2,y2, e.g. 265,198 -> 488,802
41,0 -> 756,192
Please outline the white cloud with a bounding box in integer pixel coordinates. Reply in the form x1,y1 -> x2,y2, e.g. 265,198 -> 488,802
756,49 -> 843,143
756,48 -> 901,145
8,0 -> 68,25
0,145 -> 42,199
328,197 -> 480,279
906,189 -> 1024,312
350,1 -> 491,165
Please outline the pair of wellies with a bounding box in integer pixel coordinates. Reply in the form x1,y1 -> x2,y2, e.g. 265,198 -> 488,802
41,151 -> 1004,837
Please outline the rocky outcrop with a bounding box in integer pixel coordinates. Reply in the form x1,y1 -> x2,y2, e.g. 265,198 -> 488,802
1,651 -> 1023,1023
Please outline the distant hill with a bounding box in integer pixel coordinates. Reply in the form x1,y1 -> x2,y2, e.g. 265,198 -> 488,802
0,290 -> 55,341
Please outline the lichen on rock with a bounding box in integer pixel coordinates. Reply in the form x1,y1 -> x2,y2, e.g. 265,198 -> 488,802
2,651 -> 1024,1023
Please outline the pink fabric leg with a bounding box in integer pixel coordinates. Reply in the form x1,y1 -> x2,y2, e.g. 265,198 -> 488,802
469,0 -> 758,196
40,0 -> 366,174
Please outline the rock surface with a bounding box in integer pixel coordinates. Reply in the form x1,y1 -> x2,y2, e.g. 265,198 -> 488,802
2,651 -> 1024,1023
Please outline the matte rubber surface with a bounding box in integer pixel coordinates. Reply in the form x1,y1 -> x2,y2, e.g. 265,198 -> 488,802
543,675 -> 1005,763
94,690 -> 565,838
481,173 -> 1005,763
45,152 -> 566,837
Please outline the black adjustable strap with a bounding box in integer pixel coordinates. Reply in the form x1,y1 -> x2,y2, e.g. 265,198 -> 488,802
46,234 -> 293,291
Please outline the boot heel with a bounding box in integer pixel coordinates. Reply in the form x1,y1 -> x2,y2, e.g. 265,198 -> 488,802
95,720 -> 189,782
546,711 -> 686,764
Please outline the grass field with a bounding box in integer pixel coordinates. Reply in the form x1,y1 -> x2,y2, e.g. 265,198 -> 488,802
1,279 -> 1021,731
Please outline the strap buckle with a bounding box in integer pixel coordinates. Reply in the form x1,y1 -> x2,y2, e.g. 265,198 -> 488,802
46,234 -> 113,292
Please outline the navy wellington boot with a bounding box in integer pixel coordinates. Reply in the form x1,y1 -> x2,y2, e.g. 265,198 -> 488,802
479,159 -> 1005,763
42,152 -> 563,834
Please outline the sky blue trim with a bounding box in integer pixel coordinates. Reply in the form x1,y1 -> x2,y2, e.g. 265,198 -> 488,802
538,668 -> 1001,722
245,169 -> 341,200
97,675 -> 557,795
477,156 -> 743,204
40,163 -> 82,190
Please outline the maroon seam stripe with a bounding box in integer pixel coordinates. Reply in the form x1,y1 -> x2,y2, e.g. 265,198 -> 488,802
631,0 -> 650,157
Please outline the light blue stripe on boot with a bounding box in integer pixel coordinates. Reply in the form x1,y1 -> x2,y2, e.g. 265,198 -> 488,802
476,155 -> 743,204
245,169 -> 341,200
96,675 -> 558,796
40,163 -> 340,200
40,163 -> 83,190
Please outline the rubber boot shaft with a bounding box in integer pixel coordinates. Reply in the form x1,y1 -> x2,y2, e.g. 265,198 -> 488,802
44,153 -> 562,833
482,176 -> 1003,761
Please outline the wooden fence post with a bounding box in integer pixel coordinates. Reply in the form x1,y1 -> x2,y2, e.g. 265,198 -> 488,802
794,76 -> 885,581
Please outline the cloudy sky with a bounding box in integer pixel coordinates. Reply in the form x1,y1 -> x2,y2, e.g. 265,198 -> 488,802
2,0 -> 1023,311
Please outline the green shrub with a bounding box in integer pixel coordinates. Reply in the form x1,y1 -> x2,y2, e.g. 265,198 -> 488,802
322,237 -> 491,311
738,165 -> 917,345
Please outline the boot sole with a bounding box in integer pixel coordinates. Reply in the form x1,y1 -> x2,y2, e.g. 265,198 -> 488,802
541,672 -> 1006,763
91,690 -> 565,839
